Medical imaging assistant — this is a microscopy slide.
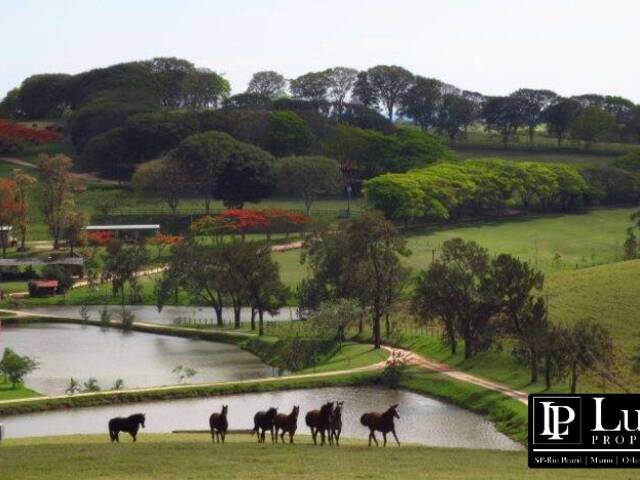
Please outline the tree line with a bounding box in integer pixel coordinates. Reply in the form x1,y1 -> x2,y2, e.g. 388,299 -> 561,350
364,158 -> 640,222
2,59 -> 639,152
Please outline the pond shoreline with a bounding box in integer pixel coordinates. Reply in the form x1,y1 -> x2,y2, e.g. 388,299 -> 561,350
0,315 -> 527,444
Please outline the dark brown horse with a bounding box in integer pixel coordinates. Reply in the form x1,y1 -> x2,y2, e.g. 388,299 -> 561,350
209,405 -> 229,443
252,407 -> 278,443
108,413 -> 145,443
274,405 -> 300,444
360,404 -> 400,447
305,401 -> 333,446
329,401 -> 344,446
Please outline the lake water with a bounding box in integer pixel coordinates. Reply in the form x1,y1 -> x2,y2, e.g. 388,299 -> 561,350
21,305 -> 298,326
0,323 -> 274,395
0,386 -> 522,450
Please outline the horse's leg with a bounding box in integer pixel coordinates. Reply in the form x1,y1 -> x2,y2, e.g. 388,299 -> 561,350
221,431 -> 226,444
383,432 -> 387,447
280,429 -> 285,444
290,430 -> 294,444
392,428 -> 400,447
115,432 -> 120,443
132,432 -> 137,443
368,431 -> 372,447
320,428 -> 325,446
310,427 -> 316,445
371,431 -> 379,447
336,430 -> 340,446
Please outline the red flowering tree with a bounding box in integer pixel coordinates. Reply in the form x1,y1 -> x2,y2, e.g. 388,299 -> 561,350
147,234 -> 183,258
218,209 -> 268,240
0,120 -> 60,153
86,230 -> 115,247
0,179 -> 21,256
259,208 -> 309,240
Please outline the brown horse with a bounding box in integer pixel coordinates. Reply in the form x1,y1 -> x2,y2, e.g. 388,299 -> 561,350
209,405 -> 228,443
252,407 -> 278,443
305,401 -> 334,446
360,404 -> 400,447
329,401 -> 344,446
274,405 -> 300,444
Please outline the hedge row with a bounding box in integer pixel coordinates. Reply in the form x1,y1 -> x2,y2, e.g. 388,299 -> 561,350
363,158 -> 640,221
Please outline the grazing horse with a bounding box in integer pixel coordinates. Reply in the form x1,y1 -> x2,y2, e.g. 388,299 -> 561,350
108,413 -> 146,443
252,407 -> 278,443
305,401 -> 334,446
329,401 -> 344,446
360,404 -> 400,447
209,405 -> 229,443
274,405 -> 300,444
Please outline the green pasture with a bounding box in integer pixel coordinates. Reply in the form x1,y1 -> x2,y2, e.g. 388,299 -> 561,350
1,433 -> 635,480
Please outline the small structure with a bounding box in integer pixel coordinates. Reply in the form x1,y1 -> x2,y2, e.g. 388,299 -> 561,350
28,279 -> 60,297
0,226 -> 14,247
84,224 -> 160,242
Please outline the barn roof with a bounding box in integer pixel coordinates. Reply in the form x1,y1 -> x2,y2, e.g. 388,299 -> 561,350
84,225 -> 160,231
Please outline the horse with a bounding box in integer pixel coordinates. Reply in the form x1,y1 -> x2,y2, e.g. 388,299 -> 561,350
329,401 -> 344,446
274,405 -> 300,444
209,405 -> 229,443
305,401 -> 334,446
252,407 -> 278,443
360,404 -> 400,447
108,413 -> 145,443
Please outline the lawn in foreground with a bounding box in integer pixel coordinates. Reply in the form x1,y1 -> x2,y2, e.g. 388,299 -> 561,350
0,433 -> 633,480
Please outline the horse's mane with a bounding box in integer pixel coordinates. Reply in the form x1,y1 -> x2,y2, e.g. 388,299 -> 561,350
320,402 -> 333,416
129,413 -> 145,421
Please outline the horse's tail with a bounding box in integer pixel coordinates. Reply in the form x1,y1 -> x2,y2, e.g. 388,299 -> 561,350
305,412 -> 313,427
360,414 -> 369,427
251,418 -> 258,435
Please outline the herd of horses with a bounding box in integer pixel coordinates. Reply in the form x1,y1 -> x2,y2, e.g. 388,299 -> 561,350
108,403 -> 401,447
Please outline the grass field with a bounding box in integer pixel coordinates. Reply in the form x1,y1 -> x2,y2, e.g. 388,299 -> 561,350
404,207 -> 635,274
1,433 -> 635,480
396,259 -> 640,394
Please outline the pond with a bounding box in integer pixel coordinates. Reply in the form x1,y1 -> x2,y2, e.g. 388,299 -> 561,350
0,386 -> 522,450
0,323 -> 274,395
21,305 -> 298,326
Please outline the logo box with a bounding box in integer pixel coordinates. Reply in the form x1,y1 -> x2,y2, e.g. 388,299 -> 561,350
529,394 -> 640,469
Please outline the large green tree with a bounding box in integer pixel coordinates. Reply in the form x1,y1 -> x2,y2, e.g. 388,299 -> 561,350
246,71 -> 287,98
170,131 -> 275,209
570,106 -> 617,149
276,156 -> 342,215
366,65 -> 414,120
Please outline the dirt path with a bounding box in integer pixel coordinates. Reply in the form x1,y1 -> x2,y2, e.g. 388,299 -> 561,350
383,346 -> 528,405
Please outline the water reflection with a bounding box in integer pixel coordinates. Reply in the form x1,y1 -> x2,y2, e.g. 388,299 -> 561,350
0,323 -> 273,395
1,386 -> 521,450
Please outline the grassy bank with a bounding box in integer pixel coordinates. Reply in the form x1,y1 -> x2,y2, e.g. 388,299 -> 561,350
0,376 -> 40,402
0,369 -> 380,417
1,433 -> 635,480
393,258 -> 640,395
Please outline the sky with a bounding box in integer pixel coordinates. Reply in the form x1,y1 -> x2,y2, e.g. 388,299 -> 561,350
1,0 -> 639,102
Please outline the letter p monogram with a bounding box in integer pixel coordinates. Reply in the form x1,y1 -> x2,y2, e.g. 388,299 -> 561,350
540,402 -> 576,440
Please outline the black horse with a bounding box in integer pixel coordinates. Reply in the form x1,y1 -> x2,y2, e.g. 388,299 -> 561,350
109,413 -> 146,443
209,405 -> 229,443
252,407 -> 278,443
329,401 -> 344,446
